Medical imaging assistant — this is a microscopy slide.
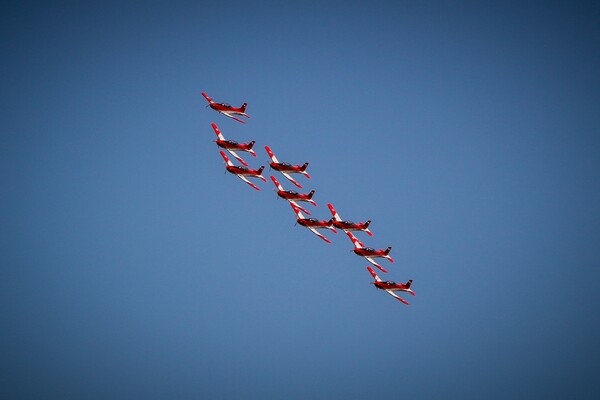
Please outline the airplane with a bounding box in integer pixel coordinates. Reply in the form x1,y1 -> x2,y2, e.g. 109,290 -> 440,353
219,150 -> 266,191
367,266 -> 415,305
290,203 -> 337,243
271,175 -> 316,215
347,232 -> 393,273
211,123 -> 256,166
327,203 -> 373,236
265,145 -> 310,188
202,91 -> 250,124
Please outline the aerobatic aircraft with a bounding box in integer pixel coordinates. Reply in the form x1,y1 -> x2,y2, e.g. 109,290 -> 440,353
202,92 -> 250,124
271,175 -> 316,215
290,203 -> 337,243
367,266 -> 415,305
219,151 -> 266,191
211,123 -> 256,166
327,203 -> 373,236
347,232 -> 393,273
265,146 -> 310,188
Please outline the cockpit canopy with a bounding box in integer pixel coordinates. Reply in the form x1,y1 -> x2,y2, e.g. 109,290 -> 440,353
342,220 -> 355,225
225,139 -> 238,145
219,102 -> 231,108
364,247 -> 375,252
281,162 -> 292,167
384,280 -> 396,286
285,190 -> 298,195
307,218 -> 318,223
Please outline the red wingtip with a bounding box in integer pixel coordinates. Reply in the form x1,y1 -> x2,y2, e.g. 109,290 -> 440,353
397,297 -> 410,305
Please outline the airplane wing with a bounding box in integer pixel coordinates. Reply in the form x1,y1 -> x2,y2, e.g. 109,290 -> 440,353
201,91 -> 214,104
219,151 -> 234,166
290,203 -> 305,219
365,256 -> 388,273
211,122 -> 225,140
289,200 -> 311,215
226,149 -> 249,167
265,146 -> 279,163
236,174 -> 260,191
308,227 -> 331,243
384,290 -> 410,305
221,112 -> 247,124
327,203 -> 341,221
346,232 -> 365,248
281,172 -> 303,189
367,266 -> 382,282
270,175 -> 284,191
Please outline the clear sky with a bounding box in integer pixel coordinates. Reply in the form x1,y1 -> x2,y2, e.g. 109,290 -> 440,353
2,1 -> 600,399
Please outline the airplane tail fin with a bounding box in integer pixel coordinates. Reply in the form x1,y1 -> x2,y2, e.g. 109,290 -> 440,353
365,220 -> 371,228
248,141 -> 257,157
301,162 -> 310,178
307,190 -> 317,206
257,166 -> 265,175
404,280 -> 415,296
240,102 -> 247,112
384,246 -> 392,255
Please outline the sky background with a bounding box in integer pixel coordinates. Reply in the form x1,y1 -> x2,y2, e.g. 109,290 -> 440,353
2,1 -> 600,399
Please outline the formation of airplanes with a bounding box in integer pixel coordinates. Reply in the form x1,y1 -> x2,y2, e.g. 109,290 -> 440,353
203,91 -> 415,305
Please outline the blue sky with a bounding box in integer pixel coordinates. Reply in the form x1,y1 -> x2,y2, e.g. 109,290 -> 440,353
2,1 -> 600,399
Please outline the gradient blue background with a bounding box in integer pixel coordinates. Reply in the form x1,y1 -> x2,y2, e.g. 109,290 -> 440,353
2,1 -> 600,399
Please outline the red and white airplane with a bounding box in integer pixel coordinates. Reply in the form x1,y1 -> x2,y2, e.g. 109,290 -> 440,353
271,175 -> 316,215
211,123 -> 256,166
290,203 -> 336,243
219,150 -> 266,191
202,91 -> 250,124
327,203 -> 373,236
367,266 -> 415,305
265,146 -> 310,188
347,232 -> 393,273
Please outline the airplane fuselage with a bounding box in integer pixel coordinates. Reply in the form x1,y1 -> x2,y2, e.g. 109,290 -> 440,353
216,140 -> 252,151
270,162 -> 304,173
353,248 -> 387,257
226,166 -> 261,176
277,190 -> 311,202
374,281 -> 405,291
297,218 -> 331,228
333,221 -> 367,231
